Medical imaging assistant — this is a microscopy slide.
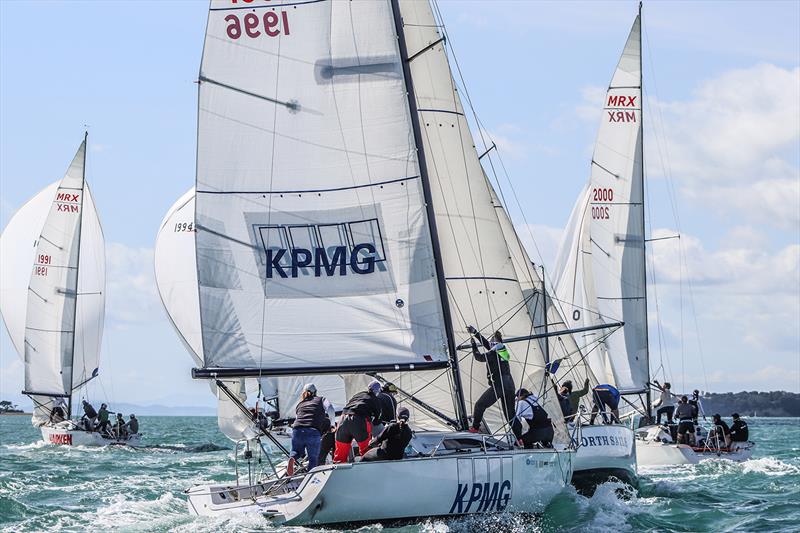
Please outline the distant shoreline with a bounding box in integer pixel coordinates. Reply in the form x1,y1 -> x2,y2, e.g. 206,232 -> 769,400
0,412 -> 31,416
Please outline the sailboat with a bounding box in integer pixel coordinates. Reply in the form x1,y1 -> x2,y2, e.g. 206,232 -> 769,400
0,135 -> 139,447
492,179 -> 636,489
174,0 -> 611,525
154,188 -> 347,447
553,5 -> 753,466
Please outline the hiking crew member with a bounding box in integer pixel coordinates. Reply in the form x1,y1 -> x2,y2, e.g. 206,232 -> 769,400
688,390 -> 705,423
334,381 -> 382,463
674,396 -> 695,445
709,414 -> 732,448
730,413 -> 749,443
126,414 -> 139,435
653,380 -> 676,424
289,383 -> 336,475
467,326 -> 515,433
589,384 -> 621,424
511,389 -> 554,448
97,404 -> 110,434
362,406 -> 413,462
81,400 -> 98,430
558,378 -> 590,423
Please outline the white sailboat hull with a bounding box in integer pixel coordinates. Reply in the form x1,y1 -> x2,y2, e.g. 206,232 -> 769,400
572,424 -> 637,490
186,447 -> 573,525
635,425 -> 754,466
41,423 -> 142,448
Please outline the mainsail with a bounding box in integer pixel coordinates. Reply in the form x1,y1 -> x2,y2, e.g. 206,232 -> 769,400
553,15 -> 648,394
0,138 -> 106,425
194,0 -> 449,376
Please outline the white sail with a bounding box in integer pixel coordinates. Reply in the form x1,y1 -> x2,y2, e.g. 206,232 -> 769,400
553,16 -> 647,393
489,179 -> 596,392
389,0 -> 567,440
194,0 -> 449,372
155,190 -> 347,423
0,139 -> 106,425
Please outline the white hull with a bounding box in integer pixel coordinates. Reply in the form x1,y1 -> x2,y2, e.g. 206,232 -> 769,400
186,432 -> 573,526
40,422 -> 142,447
572,424 -> 637,488
635,425 -> 754,466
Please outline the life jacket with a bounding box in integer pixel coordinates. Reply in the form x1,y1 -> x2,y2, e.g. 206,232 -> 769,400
293,396 -> 328,433
494,342 -> 510,362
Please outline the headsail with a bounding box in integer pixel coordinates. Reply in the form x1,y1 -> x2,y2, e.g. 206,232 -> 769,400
193,0 -> 449,375
553,15 -> 647,394
155,189 -> 346,436
0,138 -> 106,425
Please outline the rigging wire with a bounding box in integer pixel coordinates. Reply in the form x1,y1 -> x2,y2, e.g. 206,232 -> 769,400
643,21 -> 710,392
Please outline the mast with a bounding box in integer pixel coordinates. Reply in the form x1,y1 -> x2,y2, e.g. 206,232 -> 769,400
637,2 -> 652,418
65,131 -> 88,420
541,265 -> 550,365
390,0 -> 468,430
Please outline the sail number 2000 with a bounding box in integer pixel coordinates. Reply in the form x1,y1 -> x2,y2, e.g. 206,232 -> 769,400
224,11 -> 290,40
591,187 -> 613,219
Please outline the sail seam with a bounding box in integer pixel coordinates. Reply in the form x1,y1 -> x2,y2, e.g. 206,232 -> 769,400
209,0 -> 325,12
445,276 -> 518,283
196,175 -> 419,195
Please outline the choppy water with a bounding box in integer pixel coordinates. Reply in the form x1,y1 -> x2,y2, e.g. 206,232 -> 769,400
1,416 -> 797,532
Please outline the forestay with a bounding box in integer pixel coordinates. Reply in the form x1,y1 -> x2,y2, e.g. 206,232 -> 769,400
0,139 -> 106,425
385,0 -> 567,441
553,15 -> 647,393
194,0 -> 449,373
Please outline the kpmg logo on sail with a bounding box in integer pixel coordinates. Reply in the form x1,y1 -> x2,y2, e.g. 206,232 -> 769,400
258,220 -> 384,279
243,206 -> 394,298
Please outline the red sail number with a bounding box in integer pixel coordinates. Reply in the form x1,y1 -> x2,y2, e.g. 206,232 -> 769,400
225,11 -> 290,40
592,188 -> 614,202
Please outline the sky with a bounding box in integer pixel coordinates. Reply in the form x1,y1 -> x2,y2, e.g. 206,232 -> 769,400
1,1 -> 798,409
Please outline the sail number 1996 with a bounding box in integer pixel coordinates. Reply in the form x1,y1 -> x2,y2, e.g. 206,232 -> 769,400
224,10 -> 290,40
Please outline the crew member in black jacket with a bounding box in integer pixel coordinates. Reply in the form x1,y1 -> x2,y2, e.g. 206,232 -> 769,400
361,406 -> 413,462
730,413 -> 749,442
467,326 -> 516,433
333,380 -> 382,463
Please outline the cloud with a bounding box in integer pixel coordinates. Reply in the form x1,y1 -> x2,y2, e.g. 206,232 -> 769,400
105,243 -> 160,326
648,64 -> 800,229
575,64 -> 800,229
514,223 -> 563,269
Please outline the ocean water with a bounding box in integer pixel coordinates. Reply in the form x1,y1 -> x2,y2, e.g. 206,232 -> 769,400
1,416 -> 797,532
